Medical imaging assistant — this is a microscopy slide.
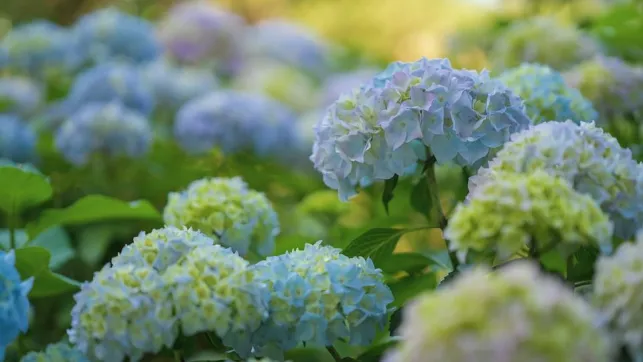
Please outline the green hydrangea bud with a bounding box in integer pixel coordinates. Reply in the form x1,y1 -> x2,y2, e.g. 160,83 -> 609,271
446,170 -> 613,263
384,261 -> 613,362
163,177 -> 280,257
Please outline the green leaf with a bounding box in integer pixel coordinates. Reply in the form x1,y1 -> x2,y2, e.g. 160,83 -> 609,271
381,175 -> 399,214
185,350 -> 228,362
356,337 -> 400,362
388,272 -> 436,307
343,228 -> 408,266
410,175 -> 431,217
1,227 -> 75,270
437,269 -> 460,289
27,195 -> 162,239
424,248 -> 453,271
14,246 -> 80,298
567,247 -> 599,283
30,271 -> 81,298
0,165 -> 53,216
378,252 -> 433,275
389,308 -> 404,336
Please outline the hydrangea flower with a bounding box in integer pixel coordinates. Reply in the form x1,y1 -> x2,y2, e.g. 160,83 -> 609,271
162,245 -> 269,356
0,115 -> 37,163
111,226 -> 215,272
321,68 -> 379,107
163,177 -> 279,257
0,77 -> 44,117
490,17 -> 601,71
20,342 -> 90,362
311,57 -> 531,201
68,264 -> 177,362
232,60 -> 320,113
0,20 -> 84,77
0,250 -> 34,361
174,91 -> 300,160
156,1 -> 245,76
383,261 -> 613,362
446,170 -> 613,263
469,120 -> 643,239
498,63 -> 598,124
142,59 -> 218,110
73,8 -> 160,64
243,19 -> 332,78
593,229 -> 643,358
565,55 -> 643,120
54,102 -> 152,166
250,242 -> 393,359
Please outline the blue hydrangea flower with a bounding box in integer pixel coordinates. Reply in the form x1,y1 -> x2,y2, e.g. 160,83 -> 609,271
0,20 -> 84,77
68,264 -> 177,362
498,63 -> 598,124
311,57 -> 531,201
250,242 -> 393,359
142,59 -> 218,110
54,102 -> 152,166
163,177 -> 280,257
174,91 -> 301,161
20,342 -> 90,362
321,69 -> 380,107
0,115 -> 37,163
0,77 -> 44,117
72,8 -> 160,65
156,1 -> 245,76
0,250 -> 34,361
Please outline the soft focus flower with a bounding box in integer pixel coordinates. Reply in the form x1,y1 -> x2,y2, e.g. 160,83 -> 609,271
68,264 -> 177,362
243,19 -> 332,78
565,55 -> 643,120
20,342 -> 90,362
0,250 -> 34,361
142,59 -> 218,110
163,177 -> 279,257
0,115 -> 37,163
594,230 -> 643,358
498,63 -> 598,124
383,261 -> 612,362
232,60 -> 320,113
0,77 -> 44,117
469,120 -> 643,239
174,91 -> 300,161
73,8 -> 160,64
321,69 -> 379,107
156,1 -> 244,76
250,242 -> 393,359
311,57 -> 530,201
162,245 -> 268,356
0,20 -> 84,77
111,226 -> 215,272
54,101 -> 152,166
446,170 -> 613,263
490,17 -> 601,71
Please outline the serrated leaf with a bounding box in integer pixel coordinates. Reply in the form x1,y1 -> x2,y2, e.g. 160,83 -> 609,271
0,165 -> 53,216
382,175 -> 399,214
343,228 -> 408,266
410,175 -> 431,217
388,272 -> 436,307
378,252 -> 433,275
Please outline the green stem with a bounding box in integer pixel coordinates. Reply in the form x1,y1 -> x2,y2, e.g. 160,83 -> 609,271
172,350 -> 183,362
326,346 -> 342,362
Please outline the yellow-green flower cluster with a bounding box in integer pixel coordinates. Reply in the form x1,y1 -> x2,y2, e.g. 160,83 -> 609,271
446,170 -> 613,263
20,342 -> 89,362
383,261 -> 613,362
594,230 -> 643,357
163,177 -> 280,257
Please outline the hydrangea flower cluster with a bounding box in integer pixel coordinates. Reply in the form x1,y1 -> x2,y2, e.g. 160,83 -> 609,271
445,170 -> 613,263
250,242 -> 393,359
0,250 -> 34,361
0,115 -> 37,163
20,342 -> 90,362
593,230 -> 643,358
174,91 -> 300,160
73,8 -> 160,65
311,57 -> 531,201
142,59 -> 218,110
0,77 -> 43,117
156,1 -> 245,76
498,63 -> 598,124
0,20 -> 84,77
321,68 -> 379,107
564,55 -> 643,120
163,177 -> 279,257
243,19 -> 332,78
490,17 -> 601,71
383,261 -> 612,362
469,120 -> 643,239
54,102 -> 152,166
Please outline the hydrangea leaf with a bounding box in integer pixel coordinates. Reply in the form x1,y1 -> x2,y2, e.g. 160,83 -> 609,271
0,227 -> 74,269
0,164 -> 52,216
381,175 -> 399,214
377,252 -> 435,275
343,227 -> 411,266
356,337 -> 401,362
387,272 -> 437,308
14,246 -> 79,298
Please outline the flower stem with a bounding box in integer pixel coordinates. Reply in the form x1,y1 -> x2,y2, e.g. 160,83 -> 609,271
326,346 -> 342,362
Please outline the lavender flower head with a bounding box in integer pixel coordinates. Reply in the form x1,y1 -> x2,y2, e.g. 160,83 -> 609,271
55,102 -> 152,166
72,7 -> 161,65
0,115 -> 37,163
0,77 -> 44,117
311,57 -> 531,201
